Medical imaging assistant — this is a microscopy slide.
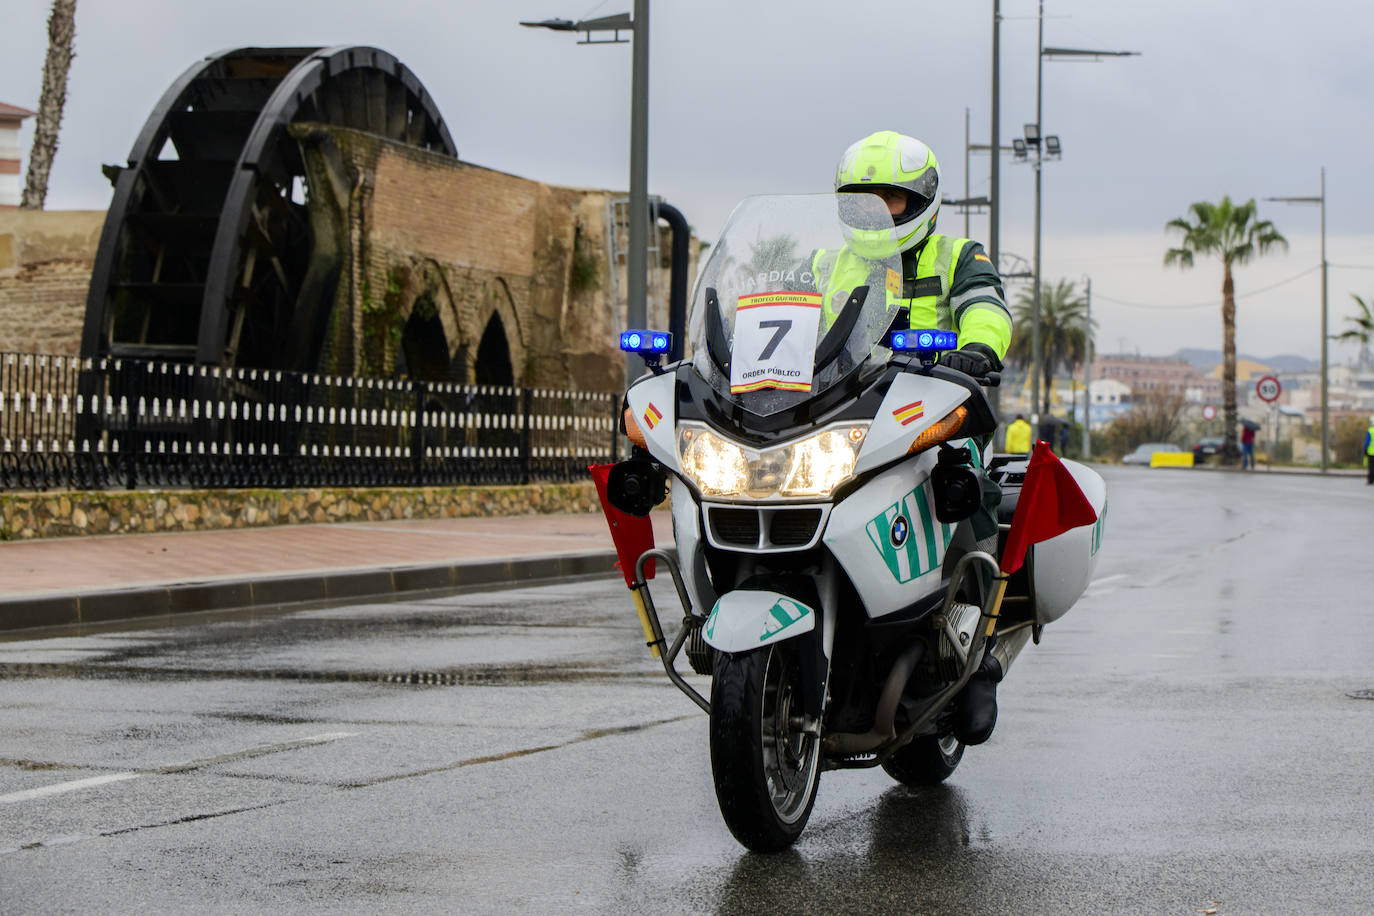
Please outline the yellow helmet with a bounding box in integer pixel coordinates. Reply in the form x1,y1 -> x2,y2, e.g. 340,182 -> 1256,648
834,130 -> 941,257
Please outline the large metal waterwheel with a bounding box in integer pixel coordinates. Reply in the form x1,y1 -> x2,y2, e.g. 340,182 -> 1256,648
81,46 -> 457,371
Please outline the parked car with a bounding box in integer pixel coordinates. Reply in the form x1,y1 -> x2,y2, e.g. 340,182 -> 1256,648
1122,442 -> 1184,465
1192,436 -> 1225,463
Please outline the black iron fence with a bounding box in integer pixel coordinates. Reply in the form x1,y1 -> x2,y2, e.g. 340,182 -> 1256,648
0,352 -> 622,492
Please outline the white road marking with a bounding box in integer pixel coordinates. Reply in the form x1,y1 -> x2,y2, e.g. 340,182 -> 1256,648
0,772 -> 141,804
0,732 -> 356,805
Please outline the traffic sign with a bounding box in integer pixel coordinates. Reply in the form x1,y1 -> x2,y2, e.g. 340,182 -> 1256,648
1256,375 -> 1281,403
1202,404 -> 1217,421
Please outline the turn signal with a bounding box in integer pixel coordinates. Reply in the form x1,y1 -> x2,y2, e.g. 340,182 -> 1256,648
906,406 -> 968,455
623,407 -> 648,450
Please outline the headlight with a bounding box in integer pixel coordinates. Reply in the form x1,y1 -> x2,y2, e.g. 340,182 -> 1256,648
781,429 -> 861,497
677,423 -> 869,500
679,428 -> 748,496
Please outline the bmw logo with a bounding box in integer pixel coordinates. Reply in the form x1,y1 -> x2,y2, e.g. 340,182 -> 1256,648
889,515 -> 909,547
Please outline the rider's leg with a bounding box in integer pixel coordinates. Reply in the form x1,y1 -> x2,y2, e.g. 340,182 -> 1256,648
954,454 -> 1014,746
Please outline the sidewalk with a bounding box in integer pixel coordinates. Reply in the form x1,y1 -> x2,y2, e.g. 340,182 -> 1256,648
0,512 -> 673,635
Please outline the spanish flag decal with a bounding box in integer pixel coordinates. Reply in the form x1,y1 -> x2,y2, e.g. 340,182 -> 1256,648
973,253 -> 991,264
892,400 -> 925,426
643,403 -> 663,430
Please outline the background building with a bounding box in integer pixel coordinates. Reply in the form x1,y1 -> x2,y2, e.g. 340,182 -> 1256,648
1092,353 -> 1195,395
0,102 -> 36,209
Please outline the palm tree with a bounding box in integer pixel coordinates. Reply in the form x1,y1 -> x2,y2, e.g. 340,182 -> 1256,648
21,0 -> 78,210
1006,278 -> 1092,416
743,233 -> 800,276
1164,197 -> 1287,463
1335,294 -> 1374,370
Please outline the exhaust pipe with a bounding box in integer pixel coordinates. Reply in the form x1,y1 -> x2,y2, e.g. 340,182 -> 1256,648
824,642 -> 924,756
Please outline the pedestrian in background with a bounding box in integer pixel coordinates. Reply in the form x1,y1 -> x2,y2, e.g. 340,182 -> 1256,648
1365,416 -> 1374,485
1240,423 -> 1256,470
1006,413 -> 1032,454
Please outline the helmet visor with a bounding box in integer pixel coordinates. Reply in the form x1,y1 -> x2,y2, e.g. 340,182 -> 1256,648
838,171 -> 937,227
836,191 -> 897,231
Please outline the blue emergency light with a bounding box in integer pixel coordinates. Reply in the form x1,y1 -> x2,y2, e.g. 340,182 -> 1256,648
619,329 -> 672,354
890,328 -> 958,353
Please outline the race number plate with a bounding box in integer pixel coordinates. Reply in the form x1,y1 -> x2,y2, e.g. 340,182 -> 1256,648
729,292 -> 823,394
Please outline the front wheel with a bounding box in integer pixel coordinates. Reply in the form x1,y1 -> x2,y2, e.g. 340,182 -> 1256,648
881,733 -> 964,787
709,643 -> 821,851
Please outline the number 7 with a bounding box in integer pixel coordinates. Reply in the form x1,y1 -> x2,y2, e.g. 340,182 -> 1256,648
758,319 -> 792,360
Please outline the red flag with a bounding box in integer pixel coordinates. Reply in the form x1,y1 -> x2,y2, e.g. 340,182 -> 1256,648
1000,441 -> 1097,575
589,464 -> 656,586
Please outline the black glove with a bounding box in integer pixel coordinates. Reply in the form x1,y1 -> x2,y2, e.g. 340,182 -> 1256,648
939,342 -> 1003,378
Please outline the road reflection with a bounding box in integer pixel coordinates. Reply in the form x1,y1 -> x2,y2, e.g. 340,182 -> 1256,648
711,785 -> 990,913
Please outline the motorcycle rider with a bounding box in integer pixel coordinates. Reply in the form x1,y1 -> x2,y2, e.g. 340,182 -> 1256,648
828,130 -> 1019,745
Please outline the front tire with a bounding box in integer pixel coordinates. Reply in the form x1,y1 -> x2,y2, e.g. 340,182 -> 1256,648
709,643 -> 821,851
881,733 -> 964,786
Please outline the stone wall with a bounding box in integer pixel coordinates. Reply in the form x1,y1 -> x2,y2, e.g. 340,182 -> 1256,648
301,126 -> 682,392
0,210 -> 104,355
0,481 -> 601,541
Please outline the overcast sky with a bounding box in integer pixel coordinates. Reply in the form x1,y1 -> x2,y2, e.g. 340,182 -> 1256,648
4,0 -> 1371,364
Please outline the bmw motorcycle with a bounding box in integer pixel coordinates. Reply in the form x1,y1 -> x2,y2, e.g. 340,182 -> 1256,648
596,193 -> 1107,852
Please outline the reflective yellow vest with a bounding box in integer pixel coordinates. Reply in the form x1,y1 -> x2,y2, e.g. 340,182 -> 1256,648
814,235 -> 971,331
1006,418 -> 1033,454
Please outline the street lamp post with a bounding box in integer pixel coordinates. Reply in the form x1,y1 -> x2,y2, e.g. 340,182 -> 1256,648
1013,119 -> 1060,431
1020,1 -> 1138,433
521,4 -> 651,389
990,0 -> 1001,269
626,0 -> 650,348
1266,169 -> 1329,472
1082,275 -> 1092,457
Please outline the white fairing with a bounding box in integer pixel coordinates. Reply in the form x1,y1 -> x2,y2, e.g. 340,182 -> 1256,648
823,447 -> 965,618
1030,459 -> 1108,624
854,372 -> 970,476
704,590 -> 817,653
625,371 -> 681,471
671,480 -> 708,614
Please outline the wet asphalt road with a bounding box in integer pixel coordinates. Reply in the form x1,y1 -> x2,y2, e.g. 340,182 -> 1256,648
2,467 -> 1373,914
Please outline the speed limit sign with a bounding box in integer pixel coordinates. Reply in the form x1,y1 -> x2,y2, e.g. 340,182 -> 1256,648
1202,404 -> 1217,420
1256,375 -> 1281,403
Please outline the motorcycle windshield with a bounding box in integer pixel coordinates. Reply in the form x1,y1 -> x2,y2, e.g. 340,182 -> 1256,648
688,193 -> 902,417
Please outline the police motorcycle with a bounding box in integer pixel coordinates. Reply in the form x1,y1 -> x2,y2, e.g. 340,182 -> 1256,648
598,193 -> 1106,852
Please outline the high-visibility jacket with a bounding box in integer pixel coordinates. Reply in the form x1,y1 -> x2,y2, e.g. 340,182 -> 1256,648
1365,426 -> 1374,455
1006,418 -> 1033,454
812,234 -> 1012,359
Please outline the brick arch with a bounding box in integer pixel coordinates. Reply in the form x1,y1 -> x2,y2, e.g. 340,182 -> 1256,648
394,258 -> 462,381
397,259 -> 460,353
472,277 -> 525,386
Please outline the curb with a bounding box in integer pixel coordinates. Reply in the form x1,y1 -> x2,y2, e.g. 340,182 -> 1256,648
1149,463 -> 1363,477
0,550 -> 631,635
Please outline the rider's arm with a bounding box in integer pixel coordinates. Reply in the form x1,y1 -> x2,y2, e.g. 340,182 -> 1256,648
949,243 -> 1012,360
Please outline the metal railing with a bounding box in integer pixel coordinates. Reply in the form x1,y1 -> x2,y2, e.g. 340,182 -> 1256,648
0,352 -> 621,492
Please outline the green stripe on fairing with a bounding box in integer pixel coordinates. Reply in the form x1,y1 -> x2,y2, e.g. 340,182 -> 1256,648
913,485 -> 938,571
